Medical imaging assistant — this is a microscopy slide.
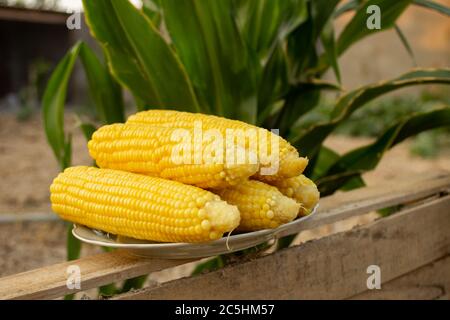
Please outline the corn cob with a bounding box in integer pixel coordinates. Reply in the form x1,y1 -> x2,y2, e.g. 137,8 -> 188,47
88,123 -> 258,189
126,110 -> 308,182
50,166 -> 240,243
270,175 -> 320,216
215,180 -> 300,231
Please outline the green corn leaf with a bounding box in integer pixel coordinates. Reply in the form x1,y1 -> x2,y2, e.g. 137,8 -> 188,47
98,283 -> 118,298
331,69 -> 450,117
310,146 -> 367,194
287,14 -> 315,79
42,41 -> 125,170
78,122 -> 97,142
394,24 -> 417,66
142,0 -> 162,26
312,0 -> 341,38
160,0 -> 257,122
273,80 -> 341,136
42,43 -> 81,170
340,175 -> 367,191
82,0 -> 200,112
257,42 -> 289,124
292,68 -> 450,158
327,1 -> 415,75
287,0 -> 339,79
66,222 -> 82,262
320,19 -> 341,83
120,275 -> 148,293
276,235 -> 297,250
276,85 -> 321,136
316,170 -> 364,196
191,256 -> 225,276
62,133 -> 72,171
190,241 -> 268,275
310,146 -> 340,180
337,0 -> 412,55
235,0 -> 307,60
64,179 -> 80,301
97,248 -> 118,297
42,44 -> 82,300
329,108 -> 450,173
64,293 -> 76,300
102,46 -> 155,111
318,108 -> 450,194
413,0 -> 450,16
334,0 -> 362,17
79,43 -> 125,124
73,117 -> 97,166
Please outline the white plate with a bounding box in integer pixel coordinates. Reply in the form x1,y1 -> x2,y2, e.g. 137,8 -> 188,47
72,205 -> 318,259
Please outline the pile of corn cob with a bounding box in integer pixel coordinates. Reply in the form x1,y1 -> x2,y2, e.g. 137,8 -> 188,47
50,110 -> 320,243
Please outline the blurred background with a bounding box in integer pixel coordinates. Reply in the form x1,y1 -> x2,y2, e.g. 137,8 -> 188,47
0,0 -> 449,282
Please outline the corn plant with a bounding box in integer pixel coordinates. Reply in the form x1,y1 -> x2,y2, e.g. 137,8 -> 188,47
43,0 -> 450,290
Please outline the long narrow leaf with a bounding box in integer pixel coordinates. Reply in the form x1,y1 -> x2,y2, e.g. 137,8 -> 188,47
42,43 -> 81,169
82,0 -> 200,112
64,221 -> 81,300
62,133 -> 72,170
292,68 -> 450,158
42,44 -> 84,301
120,276 -> 148,293
42,41 -> 125,169
333,2 -> 419,72
191,256 -> 225,275
276,86 -> 321,136
337,0 -> 412,55
310,146 -> 341,180
312,0 -> 341,38
235,0 -> 308,60
334,0 -> 362,17
79,43 -> 125,124
161,0 -> 257,122
287,0 -> 340,79
257,42 -> 289,124
320,20 -> 341,83
332,69 -> 450,117
142,0 -> 162,26
78,122 -> 97,141
340,175 -> 367,191
319,108 -> 450,194
316,170 -> 364,196
287,15 -> 316,79
413,0 -> 450,16
394,24 -> 417,66
99,283 -> 118,297
273,80 -> 341,136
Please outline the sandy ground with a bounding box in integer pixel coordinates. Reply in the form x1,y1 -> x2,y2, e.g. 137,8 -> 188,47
0,113 -> 449,289
0,114 -> 91,214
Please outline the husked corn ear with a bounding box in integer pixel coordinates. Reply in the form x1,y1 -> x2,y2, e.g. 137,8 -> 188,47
215,180 -> 299,231
50,166 -> 240,243
127,110 -> 308,182
270,175 -> 320,216
88,123 -> 258,189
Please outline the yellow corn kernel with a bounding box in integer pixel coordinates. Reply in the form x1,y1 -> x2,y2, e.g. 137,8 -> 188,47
126,110 -> 308,182
88,123 -> 258,189
215,180 -> 299,231
50,166 -> 240,243
270,175 -> 320,216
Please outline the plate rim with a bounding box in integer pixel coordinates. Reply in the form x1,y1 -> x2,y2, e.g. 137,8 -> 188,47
72,204 -> 318,250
